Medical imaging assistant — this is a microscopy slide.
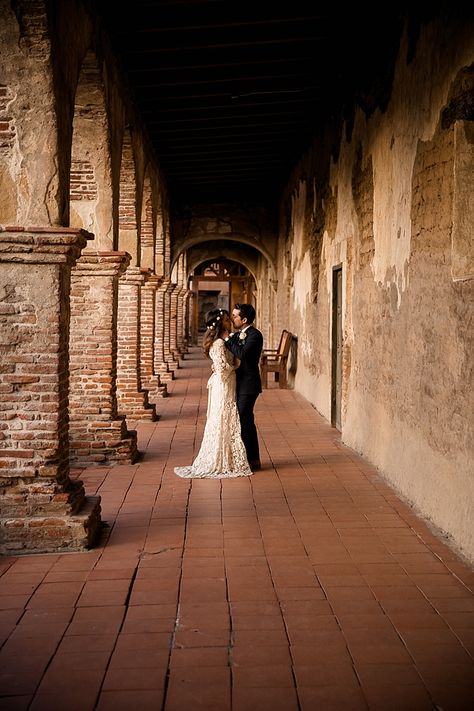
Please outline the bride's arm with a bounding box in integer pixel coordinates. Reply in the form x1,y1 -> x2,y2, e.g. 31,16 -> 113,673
211,340 -> 236,377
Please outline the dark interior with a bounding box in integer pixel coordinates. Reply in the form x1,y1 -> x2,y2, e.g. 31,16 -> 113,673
95,1 -> 421,210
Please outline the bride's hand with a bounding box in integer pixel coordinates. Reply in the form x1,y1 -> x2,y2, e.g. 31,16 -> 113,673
222,329 -> 229,339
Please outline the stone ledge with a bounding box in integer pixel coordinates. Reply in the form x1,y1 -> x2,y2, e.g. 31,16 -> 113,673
0,495 -> 102,555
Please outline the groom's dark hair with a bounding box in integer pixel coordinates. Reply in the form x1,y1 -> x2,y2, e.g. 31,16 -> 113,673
235,303 -> 256,324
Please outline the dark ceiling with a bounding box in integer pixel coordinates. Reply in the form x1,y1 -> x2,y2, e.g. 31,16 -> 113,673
95,1 -> 407,209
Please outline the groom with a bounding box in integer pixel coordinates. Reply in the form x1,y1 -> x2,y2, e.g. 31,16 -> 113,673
224,303 -> 263,471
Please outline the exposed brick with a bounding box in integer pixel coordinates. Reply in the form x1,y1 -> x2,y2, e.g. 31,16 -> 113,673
69,251 -> 138,466
117,267 -> 157,420
0,228 -> 101,554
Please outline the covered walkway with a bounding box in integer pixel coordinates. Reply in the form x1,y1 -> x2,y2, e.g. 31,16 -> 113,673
1,349 -> 473,711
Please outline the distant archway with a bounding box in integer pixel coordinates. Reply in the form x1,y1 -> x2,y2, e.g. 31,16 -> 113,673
188,257 -> 255,342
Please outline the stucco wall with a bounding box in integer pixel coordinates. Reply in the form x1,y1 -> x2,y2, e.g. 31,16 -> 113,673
279,15 -> 474,561
0,2 -> 60,224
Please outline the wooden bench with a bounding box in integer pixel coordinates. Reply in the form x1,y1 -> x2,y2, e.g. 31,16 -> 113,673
260,329 -> 293,388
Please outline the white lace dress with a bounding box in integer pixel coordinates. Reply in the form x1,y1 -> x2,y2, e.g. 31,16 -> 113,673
174,339 -> 252,478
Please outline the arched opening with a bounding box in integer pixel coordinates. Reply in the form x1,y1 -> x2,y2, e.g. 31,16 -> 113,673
187,258 -> 255,343
118,128 -> 139,263
69,50 -> 112,248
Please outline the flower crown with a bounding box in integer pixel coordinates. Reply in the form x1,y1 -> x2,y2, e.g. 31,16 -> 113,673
206,308 -> 224,330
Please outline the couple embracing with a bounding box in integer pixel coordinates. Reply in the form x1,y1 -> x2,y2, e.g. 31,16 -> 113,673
175,303 -> 263,479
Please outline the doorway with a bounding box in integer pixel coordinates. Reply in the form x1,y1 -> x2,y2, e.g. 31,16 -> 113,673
189,259 -> 255,340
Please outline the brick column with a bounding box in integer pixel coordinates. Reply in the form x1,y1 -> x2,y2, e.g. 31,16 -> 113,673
170,283 -> 179,361
153,282 -> 173,383
175,285 -> 184,356
176,286 -> 190,356
188,290 -> 198,344
167,281 -> 180,368
0,227 -> 101,554
161,279 -> 179,374
140,273 -> 167,398
69,251 -> 138,466
183,289 -> 193,350
117,266 -> 157,420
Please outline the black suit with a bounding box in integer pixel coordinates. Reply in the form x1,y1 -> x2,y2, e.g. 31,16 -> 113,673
225,325 -> 263,464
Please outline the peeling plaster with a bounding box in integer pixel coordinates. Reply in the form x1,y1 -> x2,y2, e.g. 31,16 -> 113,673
281,13 -> 474,563
324,141 -> 356,367
369,24 -> 474,300
290,179 -> 306,258
290,180 -> 310,316
333,150 -> 357,247
293,250 -> 312,314
371,128 -> 415,299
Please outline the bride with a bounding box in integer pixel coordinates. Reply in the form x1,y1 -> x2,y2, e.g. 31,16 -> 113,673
174,308 -> 252,479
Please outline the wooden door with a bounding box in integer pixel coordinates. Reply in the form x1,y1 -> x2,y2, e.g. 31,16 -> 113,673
331,266 -> 343,430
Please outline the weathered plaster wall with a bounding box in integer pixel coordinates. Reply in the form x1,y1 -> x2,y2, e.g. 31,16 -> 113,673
0,1 -> 60,224
279,15 -> 474,561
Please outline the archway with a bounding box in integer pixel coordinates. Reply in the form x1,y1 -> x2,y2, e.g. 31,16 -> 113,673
187,258 -> 255,343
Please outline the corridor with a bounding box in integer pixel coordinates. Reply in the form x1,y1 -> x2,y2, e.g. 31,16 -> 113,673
0,348 -> 473,711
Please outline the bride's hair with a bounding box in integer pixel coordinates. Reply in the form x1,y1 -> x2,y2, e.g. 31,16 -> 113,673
203,308 -> 229,358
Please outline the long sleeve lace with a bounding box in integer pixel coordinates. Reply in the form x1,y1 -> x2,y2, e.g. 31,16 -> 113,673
210,339 -> 235,377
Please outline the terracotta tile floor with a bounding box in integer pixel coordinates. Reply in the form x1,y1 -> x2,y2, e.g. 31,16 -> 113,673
1,346 -> 474,710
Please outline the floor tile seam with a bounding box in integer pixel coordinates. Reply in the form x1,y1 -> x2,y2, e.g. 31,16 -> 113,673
83,561 -> 144,706
320,592 -> 438,709
221,478 -> 247,707
394,558 -> 474,605
145,482 -> 191,711
428,616 -> 474,663
297,446 -> 464,583
76,440 -> 173,706
390,617 -> 474,664
272,444 -> 377,570
0,568 -> 81,668
341,465 -> 473,580
250,428 -> 342,598
336,543 -> 458,619
163,475 -> 231,705
387,548 -> 474,613
11,605 -> 81,706
246,475 -> 306,710
333,583 -> 474,697
269,446 -> 457,643
285,595 -> 370,707
266,421 -> 358,502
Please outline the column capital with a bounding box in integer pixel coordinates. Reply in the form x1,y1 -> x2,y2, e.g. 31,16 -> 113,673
0,226 -> 93,265
166,280 -> 178,294
158,277 -> 171,287
119,265 -> 149,285
143,274 -> 163,292
73,250 -> 131,278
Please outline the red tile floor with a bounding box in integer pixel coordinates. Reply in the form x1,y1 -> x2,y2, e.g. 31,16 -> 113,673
1,346 -> 474,710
